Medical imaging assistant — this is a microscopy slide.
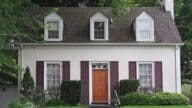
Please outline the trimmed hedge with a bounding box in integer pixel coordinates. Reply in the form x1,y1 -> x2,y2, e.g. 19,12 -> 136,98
120,92 -> 151,105
60,80 -> 81,105
181,84 -> 192,97
120,80 -> 139,96
150,92 -> 189,105
120,92 -> 189,106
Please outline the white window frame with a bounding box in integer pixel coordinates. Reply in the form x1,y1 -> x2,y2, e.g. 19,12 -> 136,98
44,61 -> 63,90
136,62 -> 155,88
135,11 -> 154,42
44,13 -> 63,41
93,21 -> 105,40
90,12 -> 109,41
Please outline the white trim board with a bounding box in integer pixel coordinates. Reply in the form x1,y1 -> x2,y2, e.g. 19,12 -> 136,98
19,43 -> 184,47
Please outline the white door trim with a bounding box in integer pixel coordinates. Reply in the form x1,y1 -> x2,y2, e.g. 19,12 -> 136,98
89,61 -> 111,105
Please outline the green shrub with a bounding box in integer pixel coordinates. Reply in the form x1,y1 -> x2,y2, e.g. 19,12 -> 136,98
61,80 -> 82,105
120,80 -> 139,96
46,98 -> 65,106
20,97 -> 30,104
31,87 -> 45,107
20,66 -> 34,97
182,84 -> 192,97
47,86 -> 60,99
150,92 -> 189,105
120,92 -> 151,106
22,102 -> 37,108
8,100 -> 22,108
8,100 -> 37,108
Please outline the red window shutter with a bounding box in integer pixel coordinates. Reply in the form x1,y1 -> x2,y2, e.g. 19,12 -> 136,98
110,61 -> 119,98
155,61 -> 163,90
62,61 -> 70,81
36,61 -> 44,89
129,61 -> 137,80
80,61 -> 89,104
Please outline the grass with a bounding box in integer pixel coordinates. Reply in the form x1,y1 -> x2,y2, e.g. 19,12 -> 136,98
47,105 -> 192,108
122,106 -> 192,108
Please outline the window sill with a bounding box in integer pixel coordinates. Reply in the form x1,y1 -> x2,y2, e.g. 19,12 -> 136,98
45,39 -> 63,41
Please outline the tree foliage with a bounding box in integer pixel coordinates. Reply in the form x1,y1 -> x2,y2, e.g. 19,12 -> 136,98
175,0 -> 192,83
99,0 -> 161,17
32,0 -> 99,7
0,51 -> 20,85
0,0 -> 43,85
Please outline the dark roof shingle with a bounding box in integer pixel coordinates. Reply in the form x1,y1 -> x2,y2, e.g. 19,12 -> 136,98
26,7 -> 182,43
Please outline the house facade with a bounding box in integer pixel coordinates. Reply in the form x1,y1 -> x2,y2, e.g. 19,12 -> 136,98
18,0 -> 182,105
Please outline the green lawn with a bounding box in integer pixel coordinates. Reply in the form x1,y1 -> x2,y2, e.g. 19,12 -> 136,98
121,106 -> 192,108
47,105 -> 192,108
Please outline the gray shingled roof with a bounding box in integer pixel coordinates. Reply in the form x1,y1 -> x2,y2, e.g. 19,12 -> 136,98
26,7 -> 182,43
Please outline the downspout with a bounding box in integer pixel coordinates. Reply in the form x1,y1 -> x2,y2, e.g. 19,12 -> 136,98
175,44 -> 179,93
18,44 -> 23,98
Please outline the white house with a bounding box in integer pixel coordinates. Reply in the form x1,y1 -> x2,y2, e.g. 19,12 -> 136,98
18,0 -> 183,105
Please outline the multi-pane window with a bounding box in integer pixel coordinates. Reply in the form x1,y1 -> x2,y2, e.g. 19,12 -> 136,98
48,21 -> 59,39
92,63 -> 108,69
140,30 -> 150,40
94,22 -> 105,39
46,62 -> 61,89
138,63 -> 153,87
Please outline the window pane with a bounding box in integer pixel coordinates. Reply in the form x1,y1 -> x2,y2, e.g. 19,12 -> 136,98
47,63 -> 61,89
49,21 -> 59,30
94,22 -> 104,39
48,21 -> 59,39
92,63 -> 108,69
139,63 -> 152,87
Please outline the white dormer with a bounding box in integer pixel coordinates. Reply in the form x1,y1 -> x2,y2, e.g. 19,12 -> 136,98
90,12 -> 109,41
44,12 -> 63,41
134,11 -> 154,42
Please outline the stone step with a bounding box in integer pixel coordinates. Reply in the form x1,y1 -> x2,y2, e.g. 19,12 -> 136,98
89,104 -> 119,108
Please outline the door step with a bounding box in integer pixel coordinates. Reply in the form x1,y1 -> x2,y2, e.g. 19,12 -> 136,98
89,104 -> 119,108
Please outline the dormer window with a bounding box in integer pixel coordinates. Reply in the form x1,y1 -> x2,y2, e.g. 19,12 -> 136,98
44,12 -> 63,41
94,22 -> 105,39
134,11 -> 154,42
48,21 -> 59,39
90,12 -> 109,41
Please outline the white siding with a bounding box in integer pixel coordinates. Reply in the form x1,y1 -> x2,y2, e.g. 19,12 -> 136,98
21,45 -> 180,93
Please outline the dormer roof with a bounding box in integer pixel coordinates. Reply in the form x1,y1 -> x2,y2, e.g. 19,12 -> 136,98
44,12 -> 63,20
136,11 -> 153,20
90,11 -> 108,20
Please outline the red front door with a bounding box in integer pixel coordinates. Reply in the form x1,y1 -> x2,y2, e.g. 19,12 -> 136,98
92,69 -> 108,103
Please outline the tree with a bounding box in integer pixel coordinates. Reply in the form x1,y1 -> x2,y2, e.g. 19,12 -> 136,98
175,0 -> 192,83
20,66 -> 34,97
0,0 -> 43,84
32,0 -> 161,17
0,51 -> 19,85
31,0 -> 99,7
99,0 -> 161,17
